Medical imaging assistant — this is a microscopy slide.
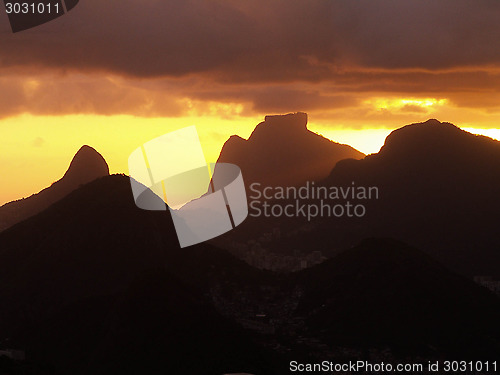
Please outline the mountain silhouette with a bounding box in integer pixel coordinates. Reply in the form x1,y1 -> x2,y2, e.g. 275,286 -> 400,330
0,145 -> 109,232
216,112 -> 364,188
293,238 -> 500,357
319,119 -> 500,276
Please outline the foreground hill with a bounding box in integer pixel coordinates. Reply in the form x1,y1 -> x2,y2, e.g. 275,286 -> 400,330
0,145 -> 109,232
0,174 -> 280,375
293,238 -> 500,358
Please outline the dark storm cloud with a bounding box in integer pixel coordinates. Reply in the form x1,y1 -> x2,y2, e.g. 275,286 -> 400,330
331,0 -> 500,70
0,0 -> 339,80
1,0 -> 500,81
169,81 -> 359,113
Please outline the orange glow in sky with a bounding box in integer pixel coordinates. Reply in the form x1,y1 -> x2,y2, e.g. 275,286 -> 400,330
0,113 -> 258,205
2,109 -> 500,206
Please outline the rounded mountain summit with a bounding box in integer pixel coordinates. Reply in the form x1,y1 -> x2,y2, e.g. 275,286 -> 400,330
61,145 -> 110,187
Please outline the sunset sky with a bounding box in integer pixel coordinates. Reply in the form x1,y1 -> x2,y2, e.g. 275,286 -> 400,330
2,0 -> 500,205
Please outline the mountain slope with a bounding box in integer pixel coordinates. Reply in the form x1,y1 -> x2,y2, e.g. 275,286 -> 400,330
0,145 -> 109,232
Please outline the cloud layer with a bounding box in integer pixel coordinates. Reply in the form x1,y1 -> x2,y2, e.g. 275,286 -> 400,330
1,0 -> 500,124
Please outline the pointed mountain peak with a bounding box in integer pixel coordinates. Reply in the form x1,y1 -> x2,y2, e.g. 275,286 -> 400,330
73,145 -> 103,159
62,145 -> 109,183
0,146 -> 110,232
